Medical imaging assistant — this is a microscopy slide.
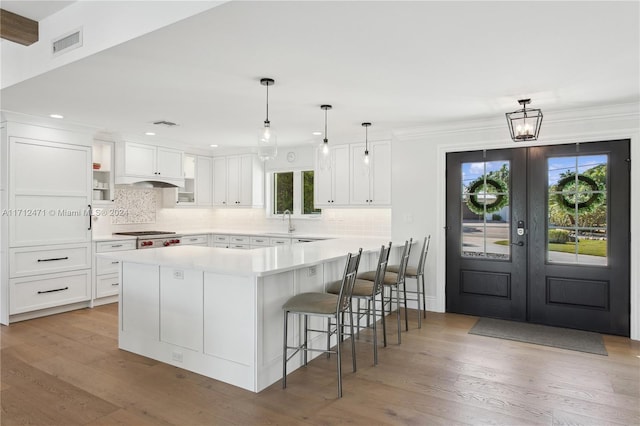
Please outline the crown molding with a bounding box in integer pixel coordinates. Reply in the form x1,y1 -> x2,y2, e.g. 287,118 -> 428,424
392,101 -> 640,142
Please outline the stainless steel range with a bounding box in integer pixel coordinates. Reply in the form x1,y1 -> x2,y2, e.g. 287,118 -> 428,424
114,231 -> 182,249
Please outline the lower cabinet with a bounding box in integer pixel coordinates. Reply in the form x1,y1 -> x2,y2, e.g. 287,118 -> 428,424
182,234 -> 209,247
93,239 -> 136,306
10,270 -> 91,315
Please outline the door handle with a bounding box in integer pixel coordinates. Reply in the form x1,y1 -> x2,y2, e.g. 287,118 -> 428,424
510,241 -> 524,246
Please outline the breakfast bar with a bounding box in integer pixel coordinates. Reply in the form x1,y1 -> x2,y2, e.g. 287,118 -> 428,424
99,237 -> 399,392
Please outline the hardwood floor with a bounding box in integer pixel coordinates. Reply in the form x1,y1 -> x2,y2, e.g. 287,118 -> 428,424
1,304 -> 639,425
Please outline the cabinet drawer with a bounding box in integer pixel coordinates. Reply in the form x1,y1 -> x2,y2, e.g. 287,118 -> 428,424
10,270 -> 91,315
250,236 -> 270,246
10,244 -> 91,278
229,244 -> 251,250
96,273 -> 119,298
182,235 -> 208,245
96,256 -> 121,275
230,236 -> 249,244
212,235 -> 229,243
96,240 -> 136,253
270,238 -> 291,246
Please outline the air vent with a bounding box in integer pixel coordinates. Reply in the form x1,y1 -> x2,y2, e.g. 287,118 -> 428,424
52,28 -> 83,56
153,120 -> 179,127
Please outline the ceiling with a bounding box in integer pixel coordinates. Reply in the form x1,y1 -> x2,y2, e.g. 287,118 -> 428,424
0,1 -> 75,21
1,1 -> 638,153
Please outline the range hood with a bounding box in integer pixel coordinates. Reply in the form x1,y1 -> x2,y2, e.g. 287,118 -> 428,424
115,175 -> 184,188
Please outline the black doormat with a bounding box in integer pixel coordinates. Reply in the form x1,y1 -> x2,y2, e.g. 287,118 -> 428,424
469,318 -> 608,356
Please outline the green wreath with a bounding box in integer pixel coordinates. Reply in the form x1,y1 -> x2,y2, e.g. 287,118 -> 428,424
466,176 -> 509,215
554,174 -> 604,213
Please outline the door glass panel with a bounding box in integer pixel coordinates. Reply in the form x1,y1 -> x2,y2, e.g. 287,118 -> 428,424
547,155 -> 608,265
461,160 -> 510,260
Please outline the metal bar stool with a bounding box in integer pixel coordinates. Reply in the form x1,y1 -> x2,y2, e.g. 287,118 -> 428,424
327,242 -> 391,365
387,235 -> 430,328
282,249 -> 362,398
358,239 -> 411,344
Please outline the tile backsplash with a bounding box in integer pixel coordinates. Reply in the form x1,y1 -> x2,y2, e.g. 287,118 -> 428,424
92,186 -> 391,236
111,187 -> 157,224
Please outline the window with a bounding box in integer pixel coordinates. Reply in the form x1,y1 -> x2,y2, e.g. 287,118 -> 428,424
272,170 -> 321,216
273,172 -> 293,214
302,171 -> 321,215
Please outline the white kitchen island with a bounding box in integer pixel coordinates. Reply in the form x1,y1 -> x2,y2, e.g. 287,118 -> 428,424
99,237 -> 399,392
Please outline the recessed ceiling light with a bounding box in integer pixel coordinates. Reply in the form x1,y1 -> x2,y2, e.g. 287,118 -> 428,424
312,131 -> 322,136
210,144 -> 219,148
49,114 -> 64,119
145,132 -> 156,136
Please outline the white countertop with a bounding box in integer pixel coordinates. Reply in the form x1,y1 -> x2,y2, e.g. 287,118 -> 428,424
92,234 -> 138,242
99,236 -> 397,277
93,229 -> 359,242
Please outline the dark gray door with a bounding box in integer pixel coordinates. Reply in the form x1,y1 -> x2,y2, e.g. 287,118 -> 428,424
446,140 -> 630,336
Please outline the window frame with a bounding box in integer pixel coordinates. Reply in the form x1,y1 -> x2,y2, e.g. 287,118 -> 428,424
267,169 -> 322,219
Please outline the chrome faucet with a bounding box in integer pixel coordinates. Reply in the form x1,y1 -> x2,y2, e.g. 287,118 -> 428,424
283,209 -> 295,233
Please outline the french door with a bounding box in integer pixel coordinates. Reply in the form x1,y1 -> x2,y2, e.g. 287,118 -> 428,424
446,140 -> 630,336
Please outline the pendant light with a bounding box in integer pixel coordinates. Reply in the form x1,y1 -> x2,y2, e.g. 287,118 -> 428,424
258,78 -> 277,160
362,122 -> 372,165
320,105 -> 332,155
506,98 -> 543,142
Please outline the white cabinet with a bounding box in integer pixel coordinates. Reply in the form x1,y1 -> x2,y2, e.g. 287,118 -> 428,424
10,270 -> 91,315
213,154 -> 264,207
174,155 -> 212,207
117,142 -> 184,185
92,139 -> 115,204
270,237 -> 291,246
212,157 -> 228,206
229,235 -> 251,249
211,234 -> 230,248
350,140 -> 391,206
93,239 -> 136,304
314,144 -> 350,206
177,154 -> 196,204
182,234 -> 209,246
9,138 -> 92,247
195,156 -> 213,206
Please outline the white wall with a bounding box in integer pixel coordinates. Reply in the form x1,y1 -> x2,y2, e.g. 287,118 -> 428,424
391,102 -> 640,340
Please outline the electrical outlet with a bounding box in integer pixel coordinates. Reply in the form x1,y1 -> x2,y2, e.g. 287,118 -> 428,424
172,351 -> 183,362
308,266 -> 317,277
173,270 -> 184,280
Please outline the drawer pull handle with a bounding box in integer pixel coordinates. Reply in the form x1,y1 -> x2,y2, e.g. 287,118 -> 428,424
111,283 -> 119,286
38,286 -> 69,294
189,238 -> 198,241
111,244 -> 123,248
111,261 -> 120,265
37,257 -> 69,262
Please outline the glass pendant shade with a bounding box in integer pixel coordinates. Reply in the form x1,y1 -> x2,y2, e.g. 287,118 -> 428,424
258,121 -> 277,160
506,98 -> 543,142
321,139 -> 329,155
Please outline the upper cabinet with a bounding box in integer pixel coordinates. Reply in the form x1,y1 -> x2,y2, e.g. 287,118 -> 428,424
195,156 -> 213,206
350,140 -> 391,206
212,156 -> 228,206
314,144 -> 350,207
314,141 -> 391,208
212,154 -> 264,207
176,155 -> 212,206
92,139 -> 115,204
116,142 -> 184,186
